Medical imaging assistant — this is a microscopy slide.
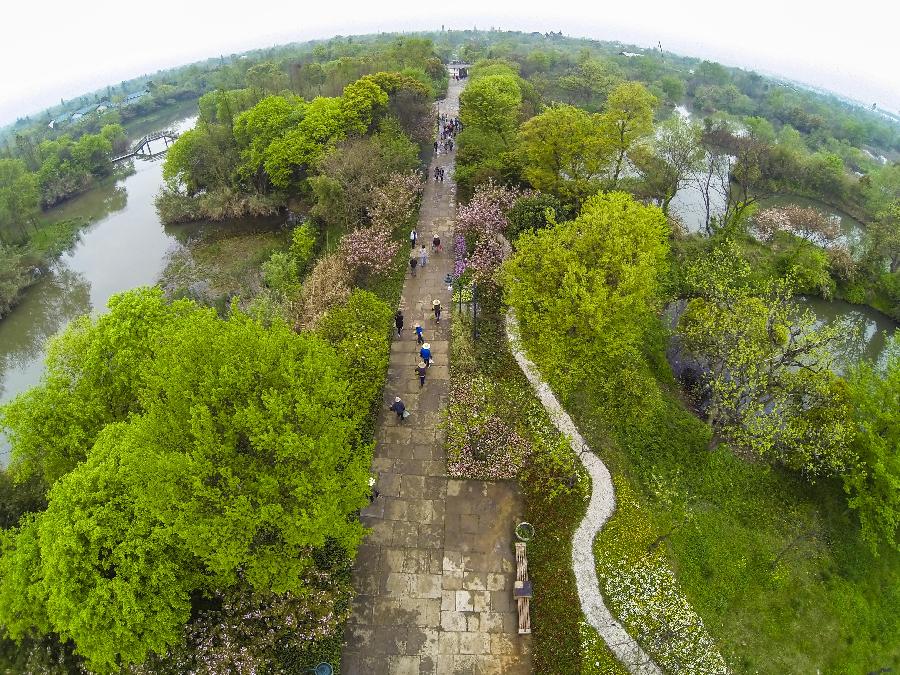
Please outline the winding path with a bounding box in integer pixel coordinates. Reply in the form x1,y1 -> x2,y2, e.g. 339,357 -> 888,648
505,312 -> 662,675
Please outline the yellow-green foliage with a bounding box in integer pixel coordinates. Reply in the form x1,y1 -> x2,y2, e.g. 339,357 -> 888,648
502,191 -> 669,398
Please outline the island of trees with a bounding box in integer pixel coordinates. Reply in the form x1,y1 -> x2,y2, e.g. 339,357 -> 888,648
0,29 -> 897,674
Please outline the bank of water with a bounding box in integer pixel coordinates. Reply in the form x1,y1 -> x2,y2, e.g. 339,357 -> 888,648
799,295 -> 897,370
0,115 -> 285,465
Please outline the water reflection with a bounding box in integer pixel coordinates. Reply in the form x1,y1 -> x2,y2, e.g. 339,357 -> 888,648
0,268 -> 90,401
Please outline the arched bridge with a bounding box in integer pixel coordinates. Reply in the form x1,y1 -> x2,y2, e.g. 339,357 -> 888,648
112,130 -> 179,162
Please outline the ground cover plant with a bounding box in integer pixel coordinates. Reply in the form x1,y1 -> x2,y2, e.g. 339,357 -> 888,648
448,298 -> 626,673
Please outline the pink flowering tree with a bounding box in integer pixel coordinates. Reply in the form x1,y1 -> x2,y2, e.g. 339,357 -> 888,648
456,180 -> 524,242
455,180 -> 527,290
754,205 -> 842,248
368,170 -> 424,233
467,236 -> 509,286
338,225 -> 400,282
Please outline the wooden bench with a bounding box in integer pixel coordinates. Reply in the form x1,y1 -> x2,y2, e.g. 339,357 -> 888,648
514,542 -> 532,634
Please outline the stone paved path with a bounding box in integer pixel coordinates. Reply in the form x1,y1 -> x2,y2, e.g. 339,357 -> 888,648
341,78 -> 532,675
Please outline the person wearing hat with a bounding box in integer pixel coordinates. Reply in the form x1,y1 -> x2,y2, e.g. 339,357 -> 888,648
420,342 -> 432,367
414,322 -> 424,345
432,299 -> 442,323
415,361 -> 428,388
389,396 -> 407,423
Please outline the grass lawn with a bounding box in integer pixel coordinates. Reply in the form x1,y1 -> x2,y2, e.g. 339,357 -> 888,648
553,337 -> 900,673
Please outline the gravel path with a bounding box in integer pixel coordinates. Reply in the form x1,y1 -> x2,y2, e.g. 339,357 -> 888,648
505,312 -> 662,675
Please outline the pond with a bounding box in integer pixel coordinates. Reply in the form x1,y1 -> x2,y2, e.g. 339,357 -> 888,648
799,295 -> 896,371
0,115 -> 285,465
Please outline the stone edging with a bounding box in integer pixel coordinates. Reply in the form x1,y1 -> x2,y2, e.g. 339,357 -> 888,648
505,311 -> 662,675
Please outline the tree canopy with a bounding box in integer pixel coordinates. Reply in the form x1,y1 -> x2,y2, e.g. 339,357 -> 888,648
0,287 -> 383,671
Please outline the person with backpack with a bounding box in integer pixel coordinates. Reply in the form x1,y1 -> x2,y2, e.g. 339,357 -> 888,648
389,396 -> 407,423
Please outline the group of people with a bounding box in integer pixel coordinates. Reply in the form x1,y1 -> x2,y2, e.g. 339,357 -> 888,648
433,166 -> 446,182
408,230 -> 443,276
390,299 -> 443,422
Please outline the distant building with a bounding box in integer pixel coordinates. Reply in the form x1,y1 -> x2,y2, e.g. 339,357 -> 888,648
70,103 -> 98,121
619,51 -> 642,58
48,113 -> 70,129
96,100 -> 114,113
122,90 -> 149,106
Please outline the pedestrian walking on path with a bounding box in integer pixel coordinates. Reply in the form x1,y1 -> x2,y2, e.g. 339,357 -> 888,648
414,322 -> 424,344
409,256 -> 418,277
394,310 -> 404,335
420,342 -> 432,367
433,299 -> 442,323
415,361 -> 428,388
389,396 -> 407,423
432,233 -> 441,253
419,245 -> 428,267
410,228 -> 417,246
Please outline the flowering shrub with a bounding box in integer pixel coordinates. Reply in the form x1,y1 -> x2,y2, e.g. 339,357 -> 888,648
456,180 -> 524,242
453,234 -> 468,279
338,225 -> 400,279
129,564 -> 353,674
444,375 -> 531,480
368,170 -> 424,233
754,205 -> 842,248
467,236 -> 509,286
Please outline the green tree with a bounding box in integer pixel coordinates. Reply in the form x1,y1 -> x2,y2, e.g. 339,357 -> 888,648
459,74 -> 522,146
600,82 -> 657,186
502,191 -> 669,397
517,104 -> 608,207
233,95 -> 303,191
0,158 -> 40,239
647,115 -> 704,213
677,239 -> 854,470
245,62 -> 289,95
0,288 -> 375,671
843,336 -> 900,553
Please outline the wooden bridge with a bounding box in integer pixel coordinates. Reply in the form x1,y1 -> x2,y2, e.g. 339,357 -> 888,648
112,130 -> 179,162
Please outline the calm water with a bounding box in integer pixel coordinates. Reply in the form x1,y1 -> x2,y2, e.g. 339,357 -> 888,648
0,117 -> 200,464
799,296 -> 897,370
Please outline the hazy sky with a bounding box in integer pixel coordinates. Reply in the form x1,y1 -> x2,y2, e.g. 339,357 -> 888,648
1,0 -> 898,125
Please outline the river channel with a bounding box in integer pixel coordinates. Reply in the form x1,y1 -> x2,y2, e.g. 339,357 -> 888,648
0,115 -> 284,465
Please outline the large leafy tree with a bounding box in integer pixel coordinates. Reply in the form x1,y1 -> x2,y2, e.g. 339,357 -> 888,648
600,82 -> 657,187
0,288 -> 375,671
459,74 -> 522,147
677,239 -> 855,471
0,158 -> 40,239
517,103 -> 608,207
502,191 -> 669,397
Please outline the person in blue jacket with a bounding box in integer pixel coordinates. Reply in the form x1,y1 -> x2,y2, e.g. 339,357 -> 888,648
414,322 -> 424,345
420,342 -> 432,367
